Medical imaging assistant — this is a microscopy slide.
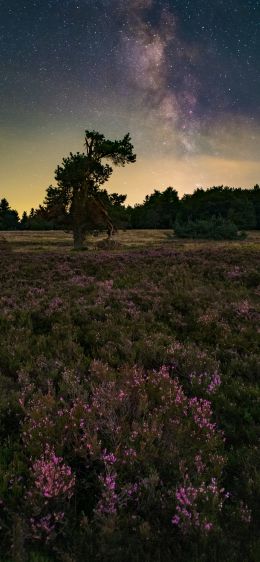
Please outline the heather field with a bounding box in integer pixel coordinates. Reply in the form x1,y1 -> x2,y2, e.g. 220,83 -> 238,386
0,231 -> 259,562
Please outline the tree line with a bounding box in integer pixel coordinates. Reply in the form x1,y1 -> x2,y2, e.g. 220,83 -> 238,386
1,129 -> 259,245
1,185 -> 259,231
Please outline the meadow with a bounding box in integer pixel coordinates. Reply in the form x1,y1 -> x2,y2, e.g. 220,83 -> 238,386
0,230 -> 259,561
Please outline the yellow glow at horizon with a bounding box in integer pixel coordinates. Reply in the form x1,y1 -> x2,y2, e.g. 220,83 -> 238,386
1,133 -> 259,216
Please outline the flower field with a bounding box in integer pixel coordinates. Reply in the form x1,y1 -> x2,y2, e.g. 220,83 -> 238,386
0,233 -> 259,561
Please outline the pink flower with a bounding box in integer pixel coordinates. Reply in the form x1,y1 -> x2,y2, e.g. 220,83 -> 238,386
32,445 -> 75,500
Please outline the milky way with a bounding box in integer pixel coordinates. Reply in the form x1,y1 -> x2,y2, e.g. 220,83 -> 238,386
0,0 -> 259,212
119,0 -> 199,152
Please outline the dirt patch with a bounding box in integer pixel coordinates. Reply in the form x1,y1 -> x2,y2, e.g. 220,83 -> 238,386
95,238 -> 124,249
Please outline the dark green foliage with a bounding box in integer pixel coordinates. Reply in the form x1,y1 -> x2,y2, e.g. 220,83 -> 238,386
20,211 -> 29,229
176,186 -> 257,230
25,208 -> 55,231
98,190 -> 130,229
0,198 -> 19,230
248,184 -> 260,229
17,184 -> 260,233
131,187 -> 179,229
174,217 -> 245,240
125,185 -> 260,231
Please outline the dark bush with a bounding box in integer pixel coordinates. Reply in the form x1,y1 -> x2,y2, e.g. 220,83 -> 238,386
174,217 -> 246,240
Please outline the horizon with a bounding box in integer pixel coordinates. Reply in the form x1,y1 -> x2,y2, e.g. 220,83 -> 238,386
2,175 -> 259,218
0,148 -> 260,216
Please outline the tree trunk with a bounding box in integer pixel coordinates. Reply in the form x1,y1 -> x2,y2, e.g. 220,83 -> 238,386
72,186 -> 88,249
73,224 -> 85,249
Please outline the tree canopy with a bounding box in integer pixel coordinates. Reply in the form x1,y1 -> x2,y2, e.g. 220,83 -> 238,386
0,198 -> 19,230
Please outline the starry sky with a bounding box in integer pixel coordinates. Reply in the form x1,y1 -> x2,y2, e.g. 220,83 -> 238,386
1,0 -> 260,214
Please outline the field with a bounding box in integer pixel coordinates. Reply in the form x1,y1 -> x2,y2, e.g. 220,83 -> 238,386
0,230 -> 259,561
2,228 -> 260,252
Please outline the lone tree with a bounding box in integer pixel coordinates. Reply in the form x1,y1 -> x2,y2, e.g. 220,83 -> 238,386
53,130 -> 136,248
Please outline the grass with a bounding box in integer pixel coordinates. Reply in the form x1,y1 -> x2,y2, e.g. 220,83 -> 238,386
1,229 -> 260,252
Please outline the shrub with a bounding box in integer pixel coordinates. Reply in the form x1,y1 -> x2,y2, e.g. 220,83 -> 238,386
174,217 -> 246,240
0,244 -> 259,560
11,364 -> 227,559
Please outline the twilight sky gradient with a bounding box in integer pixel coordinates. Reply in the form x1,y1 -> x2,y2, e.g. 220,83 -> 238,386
1,0 -> 260,214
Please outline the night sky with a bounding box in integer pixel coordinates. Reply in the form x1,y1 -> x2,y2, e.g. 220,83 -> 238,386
1,0 -> 260,214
